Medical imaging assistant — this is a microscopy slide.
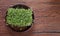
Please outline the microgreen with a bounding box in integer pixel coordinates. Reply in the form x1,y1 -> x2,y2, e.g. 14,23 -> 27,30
6,8 -> 32,27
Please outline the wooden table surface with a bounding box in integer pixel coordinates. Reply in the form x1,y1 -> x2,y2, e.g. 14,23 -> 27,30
0,0 -> 60,36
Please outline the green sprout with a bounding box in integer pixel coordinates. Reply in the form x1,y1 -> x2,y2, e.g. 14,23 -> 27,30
6,8 -> 32,27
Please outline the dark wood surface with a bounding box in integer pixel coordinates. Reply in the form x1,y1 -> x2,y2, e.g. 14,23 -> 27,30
0,0 -> 60,36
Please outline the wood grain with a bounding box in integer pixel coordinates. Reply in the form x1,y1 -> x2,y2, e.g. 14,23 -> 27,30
0,0 -> 60,36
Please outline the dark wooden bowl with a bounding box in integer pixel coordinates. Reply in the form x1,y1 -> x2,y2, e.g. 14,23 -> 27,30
6,4 -> 34,32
